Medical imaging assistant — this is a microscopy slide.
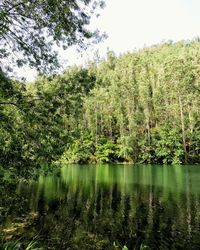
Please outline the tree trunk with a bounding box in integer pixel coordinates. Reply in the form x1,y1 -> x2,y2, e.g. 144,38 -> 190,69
178,94 -> 188,163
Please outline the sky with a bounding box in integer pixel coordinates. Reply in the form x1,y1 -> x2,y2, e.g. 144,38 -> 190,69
17,0 -> 200,81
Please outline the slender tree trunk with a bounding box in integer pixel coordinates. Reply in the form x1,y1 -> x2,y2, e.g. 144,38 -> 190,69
127,99 -> 132,135
178,94 -> 188,163
147,117 -> 151,146
95,108 -> 98,145
109,118 -> 113,141
100,113 -> 103,135
187,98 -> 193,156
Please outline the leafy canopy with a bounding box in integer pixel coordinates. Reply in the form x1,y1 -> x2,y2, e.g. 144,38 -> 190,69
0,0 -> 105,73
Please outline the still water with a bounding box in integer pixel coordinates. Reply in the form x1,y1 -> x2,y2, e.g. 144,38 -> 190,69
1,165 -> 200,249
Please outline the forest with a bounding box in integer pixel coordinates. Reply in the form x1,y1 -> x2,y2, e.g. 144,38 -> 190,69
1,1 -> 200,250
1,40 -> 200,171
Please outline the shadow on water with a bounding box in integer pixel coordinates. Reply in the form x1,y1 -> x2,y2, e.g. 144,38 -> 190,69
1,164 -> 200,249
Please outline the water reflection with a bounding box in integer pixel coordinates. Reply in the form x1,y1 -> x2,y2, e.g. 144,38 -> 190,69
2,165 -> 200,249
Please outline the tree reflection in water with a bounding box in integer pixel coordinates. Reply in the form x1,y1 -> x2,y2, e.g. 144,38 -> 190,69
1,165 -> 200,249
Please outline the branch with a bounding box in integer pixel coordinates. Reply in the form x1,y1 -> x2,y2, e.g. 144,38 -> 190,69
0,101 -> 18,106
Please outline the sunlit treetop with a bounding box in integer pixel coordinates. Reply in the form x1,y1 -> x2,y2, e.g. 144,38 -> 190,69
0,0 -> 105,73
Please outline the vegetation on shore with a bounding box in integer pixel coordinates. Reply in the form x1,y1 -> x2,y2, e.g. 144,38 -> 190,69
1,40 -> 200,169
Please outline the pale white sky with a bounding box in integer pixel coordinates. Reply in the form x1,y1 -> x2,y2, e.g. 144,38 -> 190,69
17,0 -> 200,81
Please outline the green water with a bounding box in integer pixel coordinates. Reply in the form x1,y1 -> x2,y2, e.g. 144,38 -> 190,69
1,165 -> 200,249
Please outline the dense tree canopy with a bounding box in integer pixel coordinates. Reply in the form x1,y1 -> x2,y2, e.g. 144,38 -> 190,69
0,0 -> 105,72
1,40 -> 200,170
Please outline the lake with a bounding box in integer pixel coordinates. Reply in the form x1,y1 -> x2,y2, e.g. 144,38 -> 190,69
1,164 -> 200,249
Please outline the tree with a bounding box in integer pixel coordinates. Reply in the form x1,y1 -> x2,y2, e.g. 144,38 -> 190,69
1,40 -> 200,169
0,0 -> 105,73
